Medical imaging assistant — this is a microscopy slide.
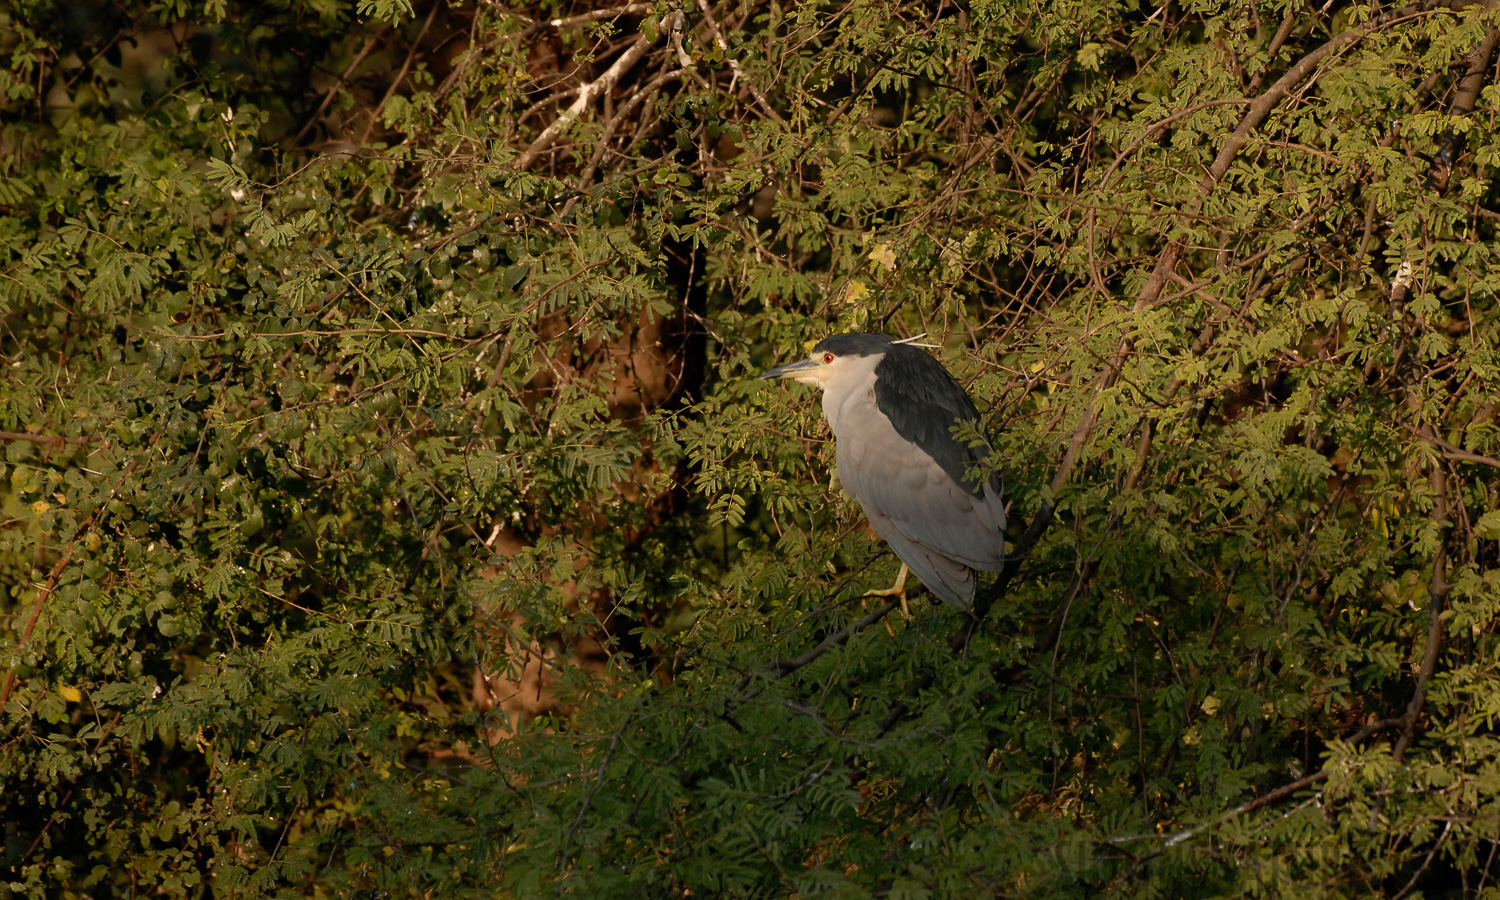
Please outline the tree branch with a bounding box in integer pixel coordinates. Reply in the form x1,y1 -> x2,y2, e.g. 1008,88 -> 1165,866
1391,454 -> 1451,764
1117,717 -> 1405,854
293,26 -> 390,147
0,457 -> 139,707
0,431 -> 96,448
564,65 -> 691,207
516,18 -> 665,170
772,598 -> 900,676
359,0 -> 441,146
1056,3 -> 1446,500
437,4 -> 654,99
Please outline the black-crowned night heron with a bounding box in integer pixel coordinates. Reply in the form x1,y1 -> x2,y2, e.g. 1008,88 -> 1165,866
761,333 -> 1005,609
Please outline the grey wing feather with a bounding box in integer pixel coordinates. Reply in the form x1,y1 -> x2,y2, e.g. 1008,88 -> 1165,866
863,506 -> 975,605
838,416 -> 1006,607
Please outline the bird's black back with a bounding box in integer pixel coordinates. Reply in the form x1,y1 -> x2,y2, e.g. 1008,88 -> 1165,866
851,340 -> 997,499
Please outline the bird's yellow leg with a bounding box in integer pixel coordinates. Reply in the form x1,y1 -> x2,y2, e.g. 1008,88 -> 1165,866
862,563 -> 910,620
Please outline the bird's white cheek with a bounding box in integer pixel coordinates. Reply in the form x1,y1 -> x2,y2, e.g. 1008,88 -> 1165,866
792,374 -> 825,387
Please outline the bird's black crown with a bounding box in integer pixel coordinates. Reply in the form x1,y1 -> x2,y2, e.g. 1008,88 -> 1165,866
811,333 -> 897,357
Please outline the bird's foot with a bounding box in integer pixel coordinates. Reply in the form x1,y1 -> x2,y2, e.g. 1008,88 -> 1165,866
862,563 -> 911,621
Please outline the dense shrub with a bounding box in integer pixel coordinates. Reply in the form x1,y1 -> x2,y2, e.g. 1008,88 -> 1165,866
4,0 -> 1500,895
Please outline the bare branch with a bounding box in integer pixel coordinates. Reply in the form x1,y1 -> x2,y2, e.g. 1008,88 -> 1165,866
516,20 -> 664,170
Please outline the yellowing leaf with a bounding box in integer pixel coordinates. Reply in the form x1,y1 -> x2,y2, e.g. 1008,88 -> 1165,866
867,243 -> 897,273
30,500 -> 50,515
58,684 -> 82,703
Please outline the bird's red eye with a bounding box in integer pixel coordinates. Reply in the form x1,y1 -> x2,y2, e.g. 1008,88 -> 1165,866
822,353 -> 835,364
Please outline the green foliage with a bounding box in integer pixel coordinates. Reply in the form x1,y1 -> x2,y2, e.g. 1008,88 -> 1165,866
4,0 -> 1500,895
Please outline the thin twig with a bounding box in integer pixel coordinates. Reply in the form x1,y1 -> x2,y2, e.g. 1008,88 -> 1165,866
359,1 -> 441,146
517,23 -> 662,169
875,504 -> 1056,735
1128,717 -> 1404,853
435,4 -> 654,99
1391,820 -> 1453,900
557,731 -> 624,889
1404,422 -> 1500,469
293,27 -> 389,146
1392,456 -> 1451,764
773,599 -> 900,675
0,457 -> 140,706
563,65 -> 691,210
0,431 -> 96,448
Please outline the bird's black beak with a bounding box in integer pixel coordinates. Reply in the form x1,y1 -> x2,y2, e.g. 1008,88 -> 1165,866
759,358 -> 821,380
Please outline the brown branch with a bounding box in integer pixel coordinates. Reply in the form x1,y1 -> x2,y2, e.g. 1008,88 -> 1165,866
21,788 -> 73,860
1121,717 -> 1404,854
698,0 -> 787,127
1391,820 -> 1454,900
292,27 -> 390,146
134,326 -> 464,341
1392,454 -> 1451,764
874,504 -> 1056,735
546,3 -> 654,29
1161,771 -> 1329,848
1405,422 -> 1500,469
1357,68 -> 1445,264
1137,4 -> 1438,308
0,431 -> 96,448
729,503 -> 1051,725
729,498 -> 1055,726
730,61 -> 787,125
564,65 -> 692,207
0,458 -> 140,707
1244,4 -> 1300,96
359,0 -> 441,146
557,730 -> 625,886
435,4 -> 654,100
17,710 -> 121,863
1056,3 -> 1444,498
1094,98 -> 1255,196
773,599 -> 900,675
516,22 -> 662,170
1429,16 -> 1499,192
